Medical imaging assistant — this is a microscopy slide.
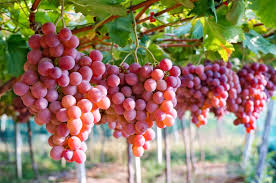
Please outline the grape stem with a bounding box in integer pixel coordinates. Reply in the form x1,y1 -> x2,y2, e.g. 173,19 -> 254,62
139,45 -> 158,65
132,12 -> 140,64
120,52 -> 133,66
55,0 -> 65,28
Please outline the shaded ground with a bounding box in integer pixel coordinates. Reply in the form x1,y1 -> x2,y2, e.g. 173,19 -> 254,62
45,162 -> 243,183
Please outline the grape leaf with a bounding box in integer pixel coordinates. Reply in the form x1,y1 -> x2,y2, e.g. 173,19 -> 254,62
191,20 -> 203,39
174,23 -> 192,37
105,15 -> 133,47
249,0 -> 276,29
69,0 -> 127,18
189,0 -> 217,21
5,35 -> 28,77
226,0 -> 245,25
202,19 -> 234,61
243,30 -> 276,55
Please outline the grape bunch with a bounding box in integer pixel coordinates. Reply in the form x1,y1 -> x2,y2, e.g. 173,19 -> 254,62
13,22 -> 110,163
12,96 -> 32,123
176,61 -> 239,127
97,59 -> 180,157
230,63 -> 276,132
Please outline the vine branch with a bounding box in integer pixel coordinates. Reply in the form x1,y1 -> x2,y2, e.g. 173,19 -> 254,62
141,17 -> 194,36
29,0 -> 41,31
137,3 -> 182,24
72,0 -> 160,34
0,77 -> 18,98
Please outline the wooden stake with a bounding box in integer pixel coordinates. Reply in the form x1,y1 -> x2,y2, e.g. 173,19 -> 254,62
180,118 -> 192,183
135,157 -> 141,183
164,128 -> 171,183
157,127 -> 163,164
241,132 -> 254,168
76,163 -> 86,183
254,100 -> 275,182
15,122 -> 22,179
188,120 -> 196,170
127,142 -> 135,183
27,121 -> 40,181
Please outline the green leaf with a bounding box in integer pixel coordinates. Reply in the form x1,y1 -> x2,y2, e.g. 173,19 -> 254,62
226,0 -> 245,25
189,0 -> 217,20
202,19 -> 234,61
249,0 -> 276,29
192,20 -> 203,39
69,0 -> 127,18
243,30 -> 276,55
174,23 -> 192,37
178,0 -> 195,9
5,35 -> 28,77
105,15 -> 133,47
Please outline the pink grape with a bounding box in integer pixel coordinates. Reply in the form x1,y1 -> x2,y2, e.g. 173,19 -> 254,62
45,88 -> 58,102
112,92 -> 125,105
91,61 -> 106,76
38,61 -> 54,76
49,101 -> 62,113
34,98 -> 48,110
27,49 -> 42,65
123,98 -> 136,111
57,74 -> 70,87
58,56 -> 75,70
49,44 -> 64,57
107,74 -> 120,87
63,35 -> 79,48
69,72 -> 82,86
28,34 -> 41,49
62,85 -> 77,95
31,82 -> 47,99
42,22 -> 56,34
56,108 -> 69,122
79,56 -> 92,66
79,66 -> 93,81
160,58 -> 172,71
77,80 -> 91,94
89,50 -> 103,62
77,99 -> 92,113
13,82 -> 29,96
50,146 -> 64,160
58,27 -> 72,41
125,73 -> 138,86
63,48 -> 77,59
45,33 -> 60,47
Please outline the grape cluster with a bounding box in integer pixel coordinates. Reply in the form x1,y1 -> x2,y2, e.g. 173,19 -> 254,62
176,61 -> 240,127
13,22 -> 110,163
12,97 -> 32,123
230,63 -> 276,132
96,59 -> 180,157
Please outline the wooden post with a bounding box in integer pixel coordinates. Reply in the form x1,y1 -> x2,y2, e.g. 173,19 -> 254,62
254,100 -> 274,183
164,128 -> 171,183
15,122 -> 22,179
157,127 -> 163,164
188,119 -> 196,170
135,157 -> 141,183
100,127 -> 105,163
127,141 -> 135,183
196,128 -> 205,162
76,163 -> 86,183
89,130 -> 93,162
27,121 -> 40,181
1,115 -> 9,160
172,122 -> 180,144
242,132 -> 254,168
216,119 -> 222,138
180,118 -> 192,183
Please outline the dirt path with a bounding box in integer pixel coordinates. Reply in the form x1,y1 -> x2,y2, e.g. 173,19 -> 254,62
47,162 -> 243,183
